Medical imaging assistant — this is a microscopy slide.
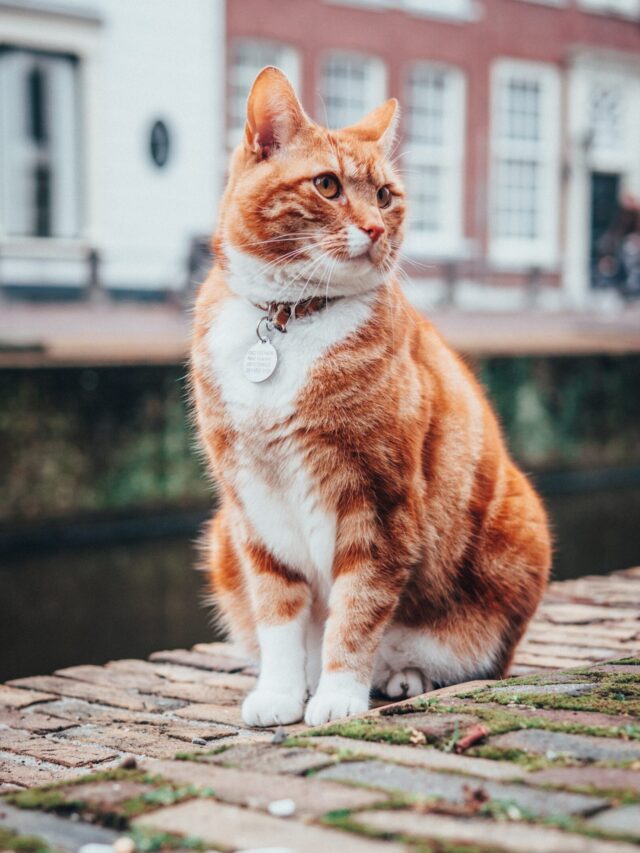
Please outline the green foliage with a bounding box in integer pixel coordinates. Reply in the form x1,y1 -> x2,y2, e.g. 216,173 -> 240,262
479,355 -> 640,470
0,827 -> 53,853
0,366 -> 209,522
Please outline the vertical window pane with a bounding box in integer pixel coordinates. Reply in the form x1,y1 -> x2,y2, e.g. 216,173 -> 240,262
406,69 -> 446,147
320,54 -> 382,129
0,48 -> 80,239
501,78 -> 541,142
590,82 -> 623,154
495,159 -> 538,239
405,64 -> 461,242
228,40 -> 299,147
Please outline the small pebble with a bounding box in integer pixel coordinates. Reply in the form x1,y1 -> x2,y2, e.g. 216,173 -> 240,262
267,798 -> 296,817
120,756 -> 137,769
192,736 -> 208,746
113,838 -> 136,853
78,846 -> 113,853
271,726 -> 286,744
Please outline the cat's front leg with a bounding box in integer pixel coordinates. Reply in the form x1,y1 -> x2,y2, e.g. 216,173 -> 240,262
305,563 -> 399,726
241,544 -> 310,727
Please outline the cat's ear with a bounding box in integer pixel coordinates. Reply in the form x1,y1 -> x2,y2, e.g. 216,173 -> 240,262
344,98 -> 399,156
245,66 -> 308,160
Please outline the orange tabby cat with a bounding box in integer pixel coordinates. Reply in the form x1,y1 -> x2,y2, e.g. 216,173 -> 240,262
191,67 -> 551,727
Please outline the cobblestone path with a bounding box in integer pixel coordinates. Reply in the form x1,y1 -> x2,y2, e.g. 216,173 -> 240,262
1,567 -> 639,851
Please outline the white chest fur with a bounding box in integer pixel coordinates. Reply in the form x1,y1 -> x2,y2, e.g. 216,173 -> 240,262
207,293 -> 374,595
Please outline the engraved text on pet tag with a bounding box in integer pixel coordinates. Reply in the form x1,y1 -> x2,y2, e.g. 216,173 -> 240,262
243,339 -> 278,383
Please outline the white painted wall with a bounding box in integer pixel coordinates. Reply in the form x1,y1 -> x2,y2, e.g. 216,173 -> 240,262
0,0 -> 225,291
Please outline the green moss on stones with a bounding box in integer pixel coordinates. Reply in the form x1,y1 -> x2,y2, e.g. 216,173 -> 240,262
307,718 -> 417,745
0,827 -> 52,853
121,784 -> 210,818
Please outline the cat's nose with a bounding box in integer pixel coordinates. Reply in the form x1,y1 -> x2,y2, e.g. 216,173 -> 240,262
360,224 -> 384,244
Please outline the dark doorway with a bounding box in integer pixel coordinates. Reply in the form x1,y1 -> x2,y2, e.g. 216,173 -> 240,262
590,172 -> 621,289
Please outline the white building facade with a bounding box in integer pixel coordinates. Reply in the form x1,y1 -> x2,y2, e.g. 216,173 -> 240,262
0,0 -> 225,295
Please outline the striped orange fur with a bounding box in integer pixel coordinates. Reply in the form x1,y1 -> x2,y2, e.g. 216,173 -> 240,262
191,67 -> 551,727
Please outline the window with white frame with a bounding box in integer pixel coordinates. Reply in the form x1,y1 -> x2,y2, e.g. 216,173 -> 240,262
489,60 -> 560,267
227,39 -> 301,149
578,0 -> 640,18
404,64 -> 465,255
590,80 -> 624,157
399,0 -> 477,19
319,53 -> 386,129
0,47 -> 81,239
325,0 -> 477,19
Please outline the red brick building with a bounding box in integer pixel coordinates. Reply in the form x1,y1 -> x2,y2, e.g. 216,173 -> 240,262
225,0 -> 640,307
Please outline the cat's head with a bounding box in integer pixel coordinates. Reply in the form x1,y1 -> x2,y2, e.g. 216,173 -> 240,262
218,66 -> 405,303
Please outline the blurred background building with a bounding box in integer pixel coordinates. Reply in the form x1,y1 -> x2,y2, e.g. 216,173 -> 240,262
1,0 -> 639,311
1,0 -> 639,682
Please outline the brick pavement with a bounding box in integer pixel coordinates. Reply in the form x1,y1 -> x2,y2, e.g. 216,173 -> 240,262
0,566 -> 639,851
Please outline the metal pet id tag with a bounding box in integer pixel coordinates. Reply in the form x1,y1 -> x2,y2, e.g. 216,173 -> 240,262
243,339 -> 278,383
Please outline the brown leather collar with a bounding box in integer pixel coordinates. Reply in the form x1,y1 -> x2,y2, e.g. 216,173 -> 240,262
253,296 -> 340,333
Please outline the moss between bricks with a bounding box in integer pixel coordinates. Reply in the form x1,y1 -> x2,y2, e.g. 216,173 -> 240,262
0,826 -> 53,853
2,767 -> 217,828
323,808 -> 490,853
128,827 -> 209,852
463,669 -> 640,717
306,717 -> 419,745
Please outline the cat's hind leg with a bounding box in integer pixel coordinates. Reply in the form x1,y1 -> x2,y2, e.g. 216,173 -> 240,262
384,668 -> 430,699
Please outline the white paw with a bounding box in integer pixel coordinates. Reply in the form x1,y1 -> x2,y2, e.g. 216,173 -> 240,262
385,668 -> 425,699
304,691 -> 368,726
241,689 -> 304,727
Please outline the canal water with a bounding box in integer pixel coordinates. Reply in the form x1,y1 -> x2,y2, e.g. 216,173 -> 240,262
2,485 -> 640,683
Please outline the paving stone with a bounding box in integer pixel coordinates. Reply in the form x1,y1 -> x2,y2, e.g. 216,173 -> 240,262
539,604 -> 636,624
0,729 -> 118,767
144,758 -> 386,816
55,663 -> 167,691
589,805 -> 640,836
592,664 -> 640,674
191,642 -> 254,664
530,766 -> 640,792
0,707 -> 77,733
0,802 -> 118,851
148,648 -> 247,673
41,698 -> 165,726
57,724 -> 216,760
378,712 -> 480,739
134,798 -> 405,852
156,722 -> 235,743
529,622 -> 640,641
58,779 -> 151,808
307,735 -> 527,781
203,742 -> 336,775
519,642 -> 628,661
108,658 -> 257,690
0,757 -> 80,787
355,810 -> 639,853
491,729 -> 640,762
174,702 -> 246,726
0,685 -> 55,709
471,702 -> 638,731
489,682 -> 597,697
317,760 -> 606,817
142,682 -> 246,706
514,653 -> 591,668
6,675 -> 170,712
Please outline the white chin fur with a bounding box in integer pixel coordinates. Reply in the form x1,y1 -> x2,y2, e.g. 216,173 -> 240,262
224,243 -> 387,303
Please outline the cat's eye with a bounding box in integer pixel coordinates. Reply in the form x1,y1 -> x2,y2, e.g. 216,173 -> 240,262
314,174 -> 341,199
377,185 -> 392,209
